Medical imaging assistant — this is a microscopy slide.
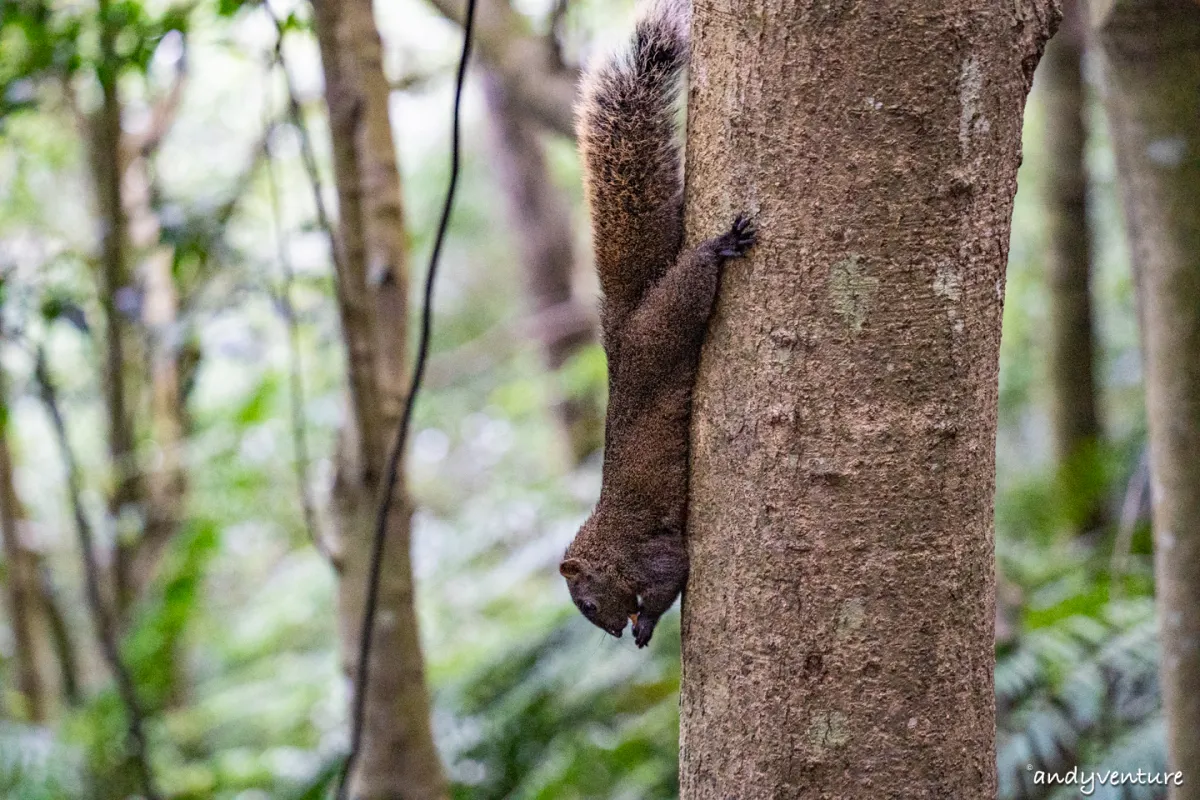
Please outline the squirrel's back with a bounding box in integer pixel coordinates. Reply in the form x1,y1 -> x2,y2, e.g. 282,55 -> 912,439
564,0 -> 758,648
577,0 -> 690,347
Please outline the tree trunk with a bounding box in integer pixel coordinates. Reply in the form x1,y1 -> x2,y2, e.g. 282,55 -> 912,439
87,5 -> 142,618
312,0 -> 448,797
679,2 -> 1057,797
119,147 -> 192,706
0,357 -> 79,713
483,72 -> 602,464
0,378 -> 49,722
1038,0 -> 1103,534
1089,1 -> 1200,791
126,161 -> 190,606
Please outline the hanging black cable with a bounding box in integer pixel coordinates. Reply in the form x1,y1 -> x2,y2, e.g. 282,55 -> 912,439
335,1 -> 478,797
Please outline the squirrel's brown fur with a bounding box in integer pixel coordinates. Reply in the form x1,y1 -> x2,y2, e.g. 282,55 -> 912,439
561,0 -> 756,648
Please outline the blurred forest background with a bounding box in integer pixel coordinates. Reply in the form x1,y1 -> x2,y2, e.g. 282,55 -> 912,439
0,0 -> 1170,798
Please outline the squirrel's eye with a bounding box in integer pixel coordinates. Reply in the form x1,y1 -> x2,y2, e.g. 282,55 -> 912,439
581,600 -> 598,617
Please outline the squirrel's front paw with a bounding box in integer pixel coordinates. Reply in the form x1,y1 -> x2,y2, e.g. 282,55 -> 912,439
716,214 -> 757,258
633,615 -> 658,648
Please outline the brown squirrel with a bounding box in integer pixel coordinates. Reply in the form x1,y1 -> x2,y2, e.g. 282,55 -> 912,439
559,0 -> 756,648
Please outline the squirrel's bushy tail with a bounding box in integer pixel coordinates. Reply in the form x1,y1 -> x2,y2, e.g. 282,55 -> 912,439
630,0 -> 689,82
577,0 -> 690,338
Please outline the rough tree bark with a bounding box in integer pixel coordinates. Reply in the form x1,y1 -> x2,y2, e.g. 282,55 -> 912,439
680,2 -> 1058,797
312,0 -> 447,797
1089,1 -> 1200,791
483,72 -> 602,464
1038,0 -> 1103,533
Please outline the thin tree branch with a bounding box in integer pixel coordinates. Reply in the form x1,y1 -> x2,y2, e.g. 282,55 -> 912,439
264,39 -> 328,560
32,349 -> 162,800
37,565 -> 82,706
265,6 -> 344,282
389,63 -> 452,93
123,50 -> 189,164
548,0 -> 570,68
1111,447 -> 1149,592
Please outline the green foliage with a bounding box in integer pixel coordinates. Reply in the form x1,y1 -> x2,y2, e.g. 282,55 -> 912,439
442,613 -> 680,800
557,344 -> 607,407
0,2 -> 84,117
0,722 -> 82,800
988,90 -> 1164,798
124,519 -> 221,709
995,523 -> 1161,799
61,691 -> 140,800
0,0 -> 190,123
997,597 -> 1161,800
100,1 -> 190,74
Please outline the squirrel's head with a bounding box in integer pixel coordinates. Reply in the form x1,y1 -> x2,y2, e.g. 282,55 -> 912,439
559,557 -> 638,638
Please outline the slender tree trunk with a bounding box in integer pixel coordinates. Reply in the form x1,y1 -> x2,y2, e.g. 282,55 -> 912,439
82,7 -> 191,626
88,2 -> 142,618
118,149 -> 192,707
483,72 -> 602,464
0,360 -> 78,712
1039,0 -> 1103,533
313,0 -> 447,797
0,378 -> 49,722
315,0 -> 383,483
134,265 -> 187,594
679,2 -> 1057,796
126,155 -> 190,605
1089,1 -> 1200,791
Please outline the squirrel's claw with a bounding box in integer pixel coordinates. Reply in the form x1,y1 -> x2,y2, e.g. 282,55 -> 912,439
633,615 -> 657,648
717,213 -> 757,258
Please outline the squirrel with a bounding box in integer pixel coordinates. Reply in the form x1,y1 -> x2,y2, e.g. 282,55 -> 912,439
559,0 -> 756,648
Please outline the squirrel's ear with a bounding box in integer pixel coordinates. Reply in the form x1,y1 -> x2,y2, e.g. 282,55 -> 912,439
559,558 -> 583,578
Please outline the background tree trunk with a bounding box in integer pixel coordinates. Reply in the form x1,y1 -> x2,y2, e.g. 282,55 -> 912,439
679,2 -> 1057,796
426,0 -> 578,139
126,152 -> 190,608
313,0 -> 448,797
1089,1 -> 1200,790
78,25 -> 192,711
1039,0 -> 1103,534
88,3 -> 143,618
483,71 -> 602,464
0,375 -> 50,722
